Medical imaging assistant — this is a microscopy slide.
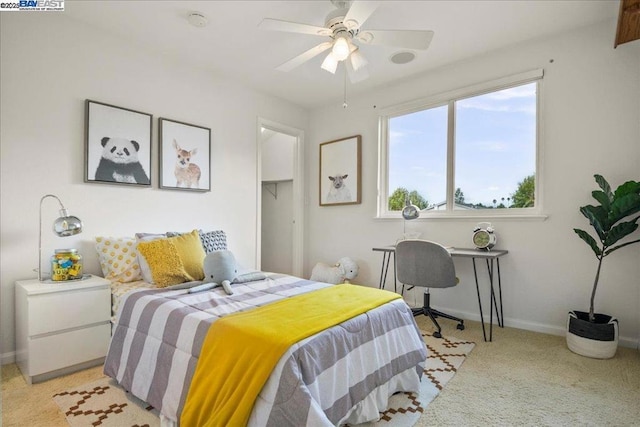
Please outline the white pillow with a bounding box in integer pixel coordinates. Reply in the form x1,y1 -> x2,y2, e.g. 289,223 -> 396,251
95,237 -> 142,283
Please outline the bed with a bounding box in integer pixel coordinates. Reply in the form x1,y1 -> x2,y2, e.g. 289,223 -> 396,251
105,274 -> 426,426
103,273 -> 427,426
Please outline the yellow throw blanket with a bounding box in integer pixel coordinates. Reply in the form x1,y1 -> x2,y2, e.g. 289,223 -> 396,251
180,284 -> 401,427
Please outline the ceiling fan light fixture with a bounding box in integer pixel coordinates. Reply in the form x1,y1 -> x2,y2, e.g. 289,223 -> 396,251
259,2 -> 434,82
332,35 -> 351,61
321,52 -> 339,74
350,49 -> 368,71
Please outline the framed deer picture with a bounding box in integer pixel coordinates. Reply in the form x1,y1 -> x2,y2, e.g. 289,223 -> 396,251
319,135 -> 361,206
159,118 -> 211,192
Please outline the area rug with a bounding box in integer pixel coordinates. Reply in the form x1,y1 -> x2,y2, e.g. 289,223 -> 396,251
53,333 -> 474,427
52,377 -> 160,427
355,332 -> 475,426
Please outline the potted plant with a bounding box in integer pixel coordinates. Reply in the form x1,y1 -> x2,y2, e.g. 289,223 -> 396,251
569,174 -> 640,358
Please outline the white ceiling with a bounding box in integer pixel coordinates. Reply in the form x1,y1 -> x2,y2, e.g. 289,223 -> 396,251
64,1 -> 619,109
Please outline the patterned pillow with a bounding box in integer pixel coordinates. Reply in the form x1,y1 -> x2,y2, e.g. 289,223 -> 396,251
199,230 -> 227,253
95,237 -> 142,283
136,238 -> 193,287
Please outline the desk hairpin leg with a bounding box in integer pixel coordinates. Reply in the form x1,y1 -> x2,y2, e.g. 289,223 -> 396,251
486,257 -> 507,341
378,251 -> 396,293
393,251 -> 397,293
487,258 -> 496,342
497,258 -> 504,327
484,258 -> 504,329
378,252 -> 387,289
471,258 -> 488,342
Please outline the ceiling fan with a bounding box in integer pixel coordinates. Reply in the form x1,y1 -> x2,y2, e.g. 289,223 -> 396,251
258,0 -> 434,83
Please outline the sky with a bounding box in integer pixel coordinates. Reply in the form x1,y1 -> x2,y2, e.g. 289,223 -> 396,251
388,82 -> 537,208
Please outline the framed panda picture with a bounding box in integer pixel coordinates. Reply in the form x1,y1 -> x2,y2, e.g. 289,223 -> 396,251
85,100 -> 152,187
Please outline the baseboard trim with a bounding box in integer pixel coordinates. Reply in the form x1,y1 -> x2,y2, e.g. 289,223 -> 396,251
1,351 -> 16,365
427,306 -> 639,349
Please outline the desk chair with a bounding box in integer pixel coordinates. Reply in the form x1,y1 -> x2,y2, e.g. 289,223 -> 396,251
396,239 -> 465,338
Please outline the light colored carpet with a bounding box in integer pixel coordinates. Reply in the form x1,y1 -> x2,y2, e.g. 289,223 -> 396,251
2,363 -> 104,427
3,318 -> 639,426
413,316 -> 640,426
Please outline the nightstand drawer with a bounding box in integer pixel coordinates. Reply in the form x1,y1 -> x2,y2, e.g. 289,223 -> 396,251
28,323 -> 110,376
16,276 -> 112,383
28,287 -> 110,336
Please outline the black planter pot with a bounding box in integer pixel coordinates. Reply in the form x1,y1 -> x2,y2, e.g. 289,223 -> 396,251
566,310 -> 618,359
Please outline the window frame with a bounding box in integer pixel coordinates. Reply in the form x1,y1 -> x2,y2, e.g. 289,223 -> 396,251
377,69 -> 545,220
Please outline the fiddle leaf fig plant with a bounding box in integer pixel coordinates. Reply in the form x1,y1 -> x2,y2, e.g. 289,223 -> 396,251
573,174 -> 640,322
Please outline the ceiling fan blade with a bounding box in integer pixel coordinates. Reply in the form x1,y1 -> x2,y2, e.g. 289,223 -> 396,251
258,18 -> 331,36
276,42 -> 333,72
346,58 -> 369,83
343,1 -> 380,29
358,30 -> 434,50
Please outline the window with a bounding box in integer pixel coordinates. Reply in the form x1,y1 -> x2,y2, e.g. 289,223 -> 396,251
380,70 -> 542,217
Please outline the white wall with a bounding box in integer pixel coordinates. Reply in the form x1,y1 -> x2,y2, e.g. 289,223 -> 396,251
0,12 -> 308,362
261,181 -> 294,274
305,20 -> 640,347
261,131 -> 296,274
261,131 -> 295,181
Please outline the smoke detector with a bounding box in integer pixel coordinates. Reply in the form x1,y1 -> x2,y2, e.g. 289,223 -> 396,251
187,12 -> 208,28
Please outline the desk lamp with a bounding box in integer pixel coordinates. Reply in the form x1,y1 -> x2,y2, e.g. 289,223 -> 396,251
39,194 -> 83,281
402,195 -> 420,238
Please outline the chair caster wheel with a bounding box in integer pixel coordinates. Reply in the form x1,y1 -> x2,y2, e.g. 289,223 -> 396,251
457,323 -> 465,331
433,331 -> 442,339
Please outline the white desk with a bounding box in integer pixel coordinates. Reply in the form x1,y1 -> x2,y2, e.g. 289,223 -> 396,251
372,246 -> 508,342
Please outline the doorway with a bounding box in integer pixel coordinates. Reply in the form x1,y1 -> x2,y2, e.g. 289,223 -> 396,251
256,118 -> 304,277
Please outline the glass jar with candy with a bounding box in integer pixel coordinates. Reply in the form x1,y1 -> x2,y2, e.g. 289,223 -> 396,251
51,249 -> 83,281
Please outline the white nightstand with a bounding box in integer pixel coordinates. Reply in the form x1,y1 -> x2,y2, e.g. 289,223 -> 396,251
15,275 -> 111,384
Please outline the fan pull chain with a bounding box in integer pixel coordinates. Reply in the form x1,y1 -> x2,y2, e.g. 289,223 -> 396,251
342,66 -> 348,109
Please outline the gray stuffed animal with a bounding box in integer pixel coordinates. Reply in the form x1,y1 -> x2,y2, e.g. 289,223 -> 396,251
200,250 -> 238,295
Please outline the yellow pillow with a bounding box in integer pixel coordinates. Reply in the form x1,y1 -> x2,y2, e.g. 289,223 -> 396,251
169,230 -> 206,281
136,238 -> 193,287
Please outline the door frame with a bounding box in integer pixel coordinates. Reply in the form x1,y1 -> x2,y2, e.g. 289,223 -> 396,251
256,117 -> 304,277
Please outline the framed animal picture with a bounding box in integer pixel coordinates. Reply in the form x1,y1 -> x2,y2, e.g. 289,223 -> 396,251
319,135 -> 361,206
159,118 -> 211,192
85,100 -> 152,187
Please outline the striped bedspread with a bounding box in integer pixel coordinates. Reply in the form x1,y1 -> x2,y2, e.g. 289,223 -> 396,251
103,273 -> 427,426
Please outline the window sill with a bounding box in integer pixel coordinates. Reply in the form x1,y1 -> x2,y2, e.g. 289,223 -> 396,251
375,212 -> 548,221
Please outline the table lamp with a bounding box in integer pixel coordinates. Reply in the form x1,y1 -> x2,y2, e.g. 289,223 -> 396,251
402,195 -> 420,238
39,194 -> 83,281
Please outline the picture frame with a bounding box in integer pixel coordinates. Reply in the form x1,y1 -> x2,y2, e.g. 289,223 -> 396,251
85,100 -> 152,186
319,135 -> 361,206
159,118 -> 211,192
